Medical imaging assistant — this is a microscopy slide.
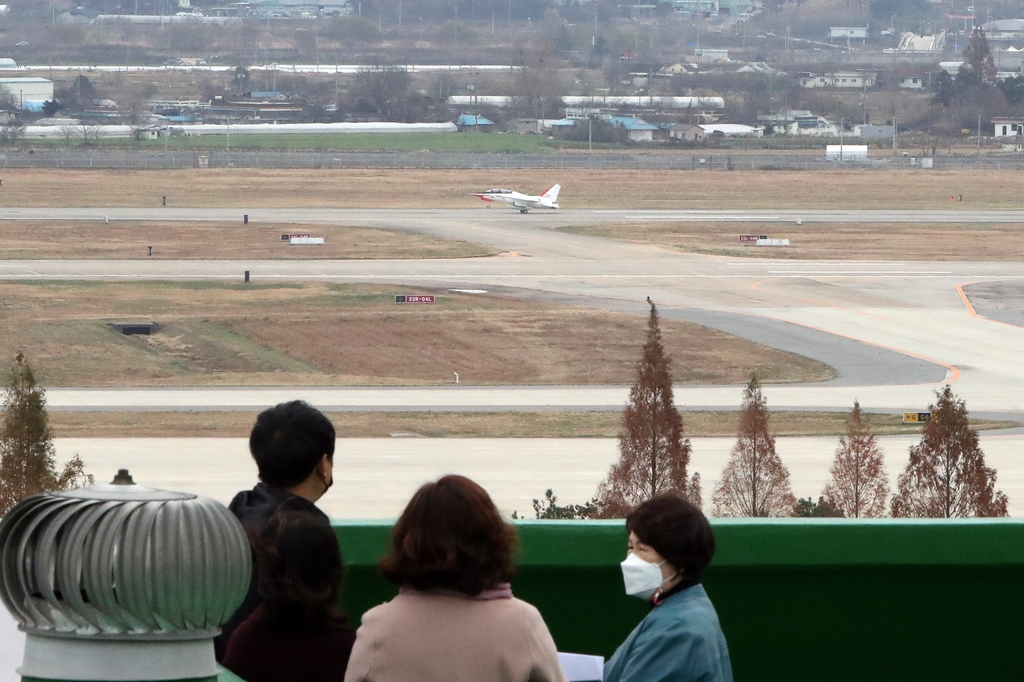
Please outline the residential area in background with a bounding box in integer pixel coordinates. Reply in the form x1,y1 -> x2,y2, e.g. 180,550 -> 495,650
0,0 -> 1022,151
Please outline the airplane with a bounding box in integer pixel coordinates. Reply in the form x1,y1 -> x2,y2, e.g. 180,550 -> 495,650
473,184 -> 560,213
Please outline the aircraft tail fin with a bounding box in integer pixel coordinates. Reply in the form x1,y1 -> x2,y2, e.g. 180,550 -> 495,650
541,184 -> 561,202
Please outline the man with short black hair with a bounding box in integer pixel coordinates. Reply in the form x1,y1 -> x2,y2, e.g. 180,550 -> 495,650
215,400 -> 337,661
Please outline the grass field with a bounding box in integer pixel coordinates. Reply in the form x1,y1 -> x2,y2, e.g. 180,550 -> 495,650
560,221 -> 1024,261
0,281 -> 833,387
0,221 -> 495,260
0,168 -> 1018,210
47,409 -> 1020,438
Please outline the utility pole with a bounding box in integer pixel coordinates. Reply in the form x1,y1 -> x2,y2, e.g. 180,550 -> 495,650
977,114 -> 982,154
893,115 -> 897,155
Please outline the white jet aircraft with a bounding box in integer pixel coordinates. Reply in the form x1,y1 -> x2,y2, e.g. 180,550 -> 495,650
474,184 -> 561,213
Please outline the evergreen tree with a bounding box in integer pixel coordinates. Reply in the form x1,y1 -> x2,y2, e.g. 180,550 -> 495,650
0,352 -> 91,514
960,28 -> 997,86
891,385 -> 1008,518
821,401 -> 889,518
595,300 -> 700,518
711,376 -> 796,517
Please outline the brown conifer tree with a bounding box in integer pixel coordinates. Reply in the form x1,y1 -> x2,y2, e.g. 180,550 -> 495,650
0,352 -> 91,514
821,400 -> 889,518
595,301 -> 700,518
891,385 -> 1008,518
711,376 -> 796,517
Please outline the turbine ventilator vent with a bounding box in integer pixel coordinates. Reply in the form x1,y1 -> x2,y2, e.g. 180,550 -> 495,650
0,469 -> 252,681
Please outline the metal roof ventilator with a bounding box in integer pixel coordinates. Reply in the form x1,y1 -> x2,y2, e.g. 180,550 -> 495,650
0,469 -> 252,681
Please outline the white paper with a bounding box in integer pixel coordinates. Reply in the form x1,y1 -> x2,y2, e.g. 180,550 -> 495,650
558,651 -> 604,682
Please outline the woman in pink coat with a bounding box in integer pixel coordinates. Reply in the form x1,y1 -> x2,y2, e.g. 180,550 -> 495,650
344,475 -> 568,682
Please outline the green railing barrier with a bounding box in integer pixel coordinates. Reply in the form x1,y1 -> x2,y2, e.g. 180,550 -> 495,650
335,519 -> 1024,682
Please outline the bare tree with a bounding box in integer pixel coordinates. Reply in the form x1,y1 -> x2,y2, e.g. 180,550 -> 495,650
891,385 -> 1008,518
821,401 -> 889,518
712,376 -> 796,517
0,352 -> 92,514
352,66 -> 414,122
82,125 -> 104,145
595,300 -> 701,517
59,124 -> 78,142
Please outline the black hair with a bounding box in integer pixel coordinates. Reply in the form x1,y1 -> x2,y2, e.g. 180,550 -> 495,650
249,400 -> 336,488
626,494 -> 715,582
255,510 -> 346,632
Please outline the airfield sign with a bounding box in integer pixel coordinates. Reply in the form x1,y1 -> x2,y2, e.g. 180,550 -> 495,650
739,235 -> 769,243
395,295 -> 435,304
903,412 -> 933,424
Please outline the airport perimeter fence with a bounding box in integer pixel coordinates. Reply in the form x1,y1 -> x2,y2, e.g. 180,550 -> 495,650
3,148 -> 1024,171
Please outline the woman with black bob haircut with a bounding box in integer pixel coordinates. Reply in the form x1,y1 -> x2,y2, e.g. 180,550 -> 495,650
224,510 -> 356,682
344,475 -> 567,682
604,493 -> 733,682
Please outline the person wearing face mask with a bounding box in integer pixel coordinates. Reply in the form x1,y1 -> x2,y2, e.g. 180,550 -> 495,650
215,400 -> 338,661
604,494 -> 732,682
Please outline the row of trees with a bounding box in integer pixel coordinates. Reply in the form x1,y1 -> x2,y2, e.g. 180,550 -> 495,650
534,302 -> 1008,519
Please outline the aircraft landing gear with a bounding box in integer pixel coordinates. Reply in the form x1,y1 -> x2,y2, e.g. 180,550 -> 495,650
519,208 -> 529,214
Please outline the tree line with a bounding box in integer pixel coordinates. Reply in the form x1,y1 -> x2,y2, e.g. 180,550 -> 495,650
531,302 -> 1009,520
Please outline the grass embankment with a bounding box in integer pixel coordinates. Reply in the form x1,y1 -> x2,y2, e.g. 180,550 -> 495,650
0,221 -> 495,260
48,410 -> 1020,438
0,168 -> 1017,210
0,281 -> 833,387
560,221 -> 1024,261
24,132 -> 605,154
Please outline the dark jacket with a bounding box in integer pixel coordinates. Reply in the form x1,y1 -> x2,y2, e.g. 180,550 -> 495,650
214,483 -> 328,661
223,605 -> 356,682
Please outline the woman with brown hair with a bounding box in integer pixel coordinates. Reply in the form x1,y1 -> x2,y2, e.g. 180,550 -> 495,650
344,475 -> 567,682
223,510 -> 356,682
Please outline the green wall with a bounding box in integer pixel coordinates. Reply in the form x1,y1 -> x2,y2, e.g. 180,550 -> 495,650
335,518 -> 1024,681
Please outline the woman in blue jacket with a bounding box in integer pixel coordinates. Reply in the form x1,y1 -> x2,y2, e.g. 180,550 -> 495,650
604,494 -> 733,682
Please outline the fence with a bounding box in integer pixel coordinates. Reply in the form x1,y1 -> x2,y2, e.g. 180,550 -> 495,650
3,148 -> 1024,170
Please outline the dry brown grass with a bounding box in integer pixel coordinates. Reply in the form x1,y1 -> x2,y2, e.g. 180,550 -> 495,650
563,221 -> 1024,261
0,281 -> 832,386
0,221 -> 494,260
47,410 -> 1019,438
0,168 -> 1019,209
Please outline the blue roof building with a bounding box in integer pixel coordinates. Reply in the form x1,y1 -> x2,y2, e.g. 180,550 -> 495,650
608,116 -> 658,142
455,114 -> 495,131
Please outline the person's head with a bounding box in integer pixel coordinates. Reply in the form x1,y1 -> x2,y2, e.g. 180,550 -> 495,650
626,494 -> 715,585
250,401 -> 335,500
379,475 -> 516,596
255,510 -> 345,632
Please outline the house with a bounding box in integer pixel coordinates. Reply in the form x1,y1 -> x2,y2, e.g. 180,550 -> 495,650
799,71 -> 877,89
993,118 -> 1024,137
455,114 -> 495,132
608,116 -> 659,142
736,62 -> 780,75
659,62 -> 694,75
670,123 -> 706,142
899,76 -> 925,89
981,19 -> 1024,41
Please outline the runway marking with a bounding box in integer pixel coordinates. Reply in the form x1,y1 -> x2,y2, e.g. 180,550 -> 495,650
956,281 -> 1024,331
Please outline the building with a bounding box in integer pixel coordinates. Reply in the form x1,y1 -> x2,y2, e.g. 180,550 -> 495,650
854,125 -> 894,140
669,123 -> 706,141
694,48 -> 729,64
799,71 -> 877,89
608,116 -> 659,142
993,118 -> 1023,137
829,27 -> 868,43
672,0 -> 718,17
899,75 -> 925,89
758,110 -> 837,136
0,77 -> 54,109
981,19 -> 1024,41
507,119 -> 543,135
455,114 -> 495,132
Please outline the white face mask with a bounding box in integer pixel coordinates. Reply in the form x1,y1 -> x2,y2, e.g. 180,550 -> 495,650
620,552 -> 667,601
